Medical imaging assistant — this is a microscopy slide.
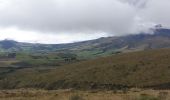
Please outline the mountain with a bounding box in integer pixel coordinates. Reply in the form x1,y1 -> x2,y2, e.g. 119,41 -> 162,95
65,28 -> 170,52
0,27 -> 170,90
1,48 -> 170,90
0,40 -> 65,52
1,28 -> 170,58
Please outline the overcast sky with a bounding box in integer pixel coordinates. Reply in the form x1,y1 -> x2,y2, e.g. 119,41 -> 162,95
0,0 -> 169,44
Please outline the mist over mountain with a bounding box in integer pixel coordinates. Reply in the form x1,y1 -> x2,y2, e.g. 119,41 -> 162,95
0,27 -> 170,55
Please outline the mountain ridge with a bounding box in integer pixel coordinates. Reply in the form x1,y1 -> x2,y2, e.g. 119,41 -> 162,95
0,28 -> 170,58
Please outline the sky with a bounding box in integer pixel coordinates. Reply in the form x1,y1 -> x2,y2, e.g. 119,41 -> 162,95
0,0 -> 169,44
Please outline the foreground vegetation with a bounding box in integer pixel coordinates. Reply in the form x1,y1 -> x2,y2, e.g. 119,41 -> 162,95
0,89 -> 169,100
0,49 -> 170,90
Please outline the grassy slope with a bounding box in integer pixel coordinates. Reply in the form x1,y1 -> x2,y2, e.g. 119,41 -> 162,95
0,51 -> 79,68
1,49 -> 170,90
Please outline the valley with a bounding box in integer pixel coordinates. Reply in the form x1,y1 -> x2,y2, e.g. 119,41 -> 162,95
0,0 -> 169,99
0,28 -> 170,100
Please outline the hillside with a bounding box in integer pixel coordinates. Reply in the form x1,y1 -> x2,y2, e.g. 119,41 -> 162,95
0,40 -> 60,52
0,49 -> 170,90
0,28 -> 170,59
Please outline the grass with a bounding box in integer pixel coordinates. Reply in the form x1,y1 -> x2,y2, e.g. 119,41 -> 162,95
0,89 -> 169,100
0,51 -> 80,68
69,94 -> 84,100
1,49 -> 170,89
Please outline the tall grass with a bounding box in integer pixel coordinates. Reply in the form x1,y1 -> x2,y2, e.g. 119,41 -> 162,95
0,89 -> 169,100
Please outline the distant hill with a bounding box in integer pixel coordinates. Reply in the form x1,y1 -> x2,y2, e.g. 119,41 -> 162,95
0,28 -> 170,58
0,40 -> 59,52
1,48 -> 170,90
66,28 -> 170,52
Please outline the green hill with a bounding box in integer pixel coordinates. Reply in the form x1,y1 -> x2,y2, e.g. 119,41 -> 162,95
0,49 -> 170,90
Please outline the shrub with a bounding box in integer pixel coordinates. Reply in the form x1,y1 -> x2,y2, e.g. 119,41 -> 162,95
69,94 -> 84,100
122,88 -> 129,94
138,94 -> 158,100
158,92 -> 168,100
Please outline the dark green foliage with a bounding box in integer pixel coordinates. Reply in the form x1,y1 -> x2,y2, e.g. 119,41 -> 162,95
7,53 -> 16,58
8,52 -> 79,68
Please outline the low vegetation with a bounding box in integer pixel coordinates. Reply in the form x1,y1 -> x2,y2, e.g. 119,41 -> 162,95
0,52 -> 79,68
0,49 -> 170,90
0,89 -> 169,100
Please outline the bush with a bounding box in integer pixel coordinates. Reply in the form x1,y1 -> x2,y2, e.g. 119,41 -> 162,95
69,94 -> 84,100
122,88 -> 129,94
138,94 -> 159,100
158,92 -> 168,100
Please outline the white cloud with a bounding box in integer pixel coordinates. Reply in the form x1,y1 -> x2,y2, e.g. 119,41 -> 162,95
141,0 -> 170,28
0,0 -> 169,43
0,27 -> 109,44
0,0 -> 136,34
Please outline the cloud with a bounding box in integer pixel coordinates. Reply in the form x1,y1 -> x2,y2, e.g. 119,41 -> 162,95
120,0 -> 148,8
0,0 -> 136,35
141,0 -> 170,28
0,27 -> 109,44
120,0 -> 170,33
